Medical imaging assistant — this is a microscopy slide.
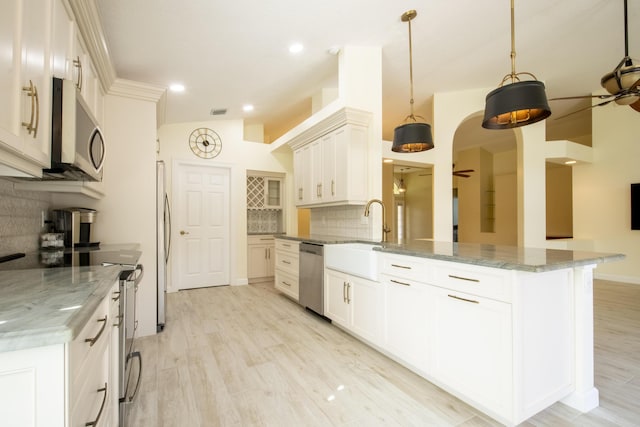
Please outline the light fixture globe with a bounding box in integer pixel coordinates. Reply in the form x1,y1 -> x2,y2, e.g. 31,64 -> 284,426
392,122 -> 433,152
482,80 -> 551,129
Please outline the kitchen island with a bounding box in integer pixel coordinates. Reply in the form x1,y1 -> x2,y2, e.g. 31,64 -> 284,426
281,235 -> 624,425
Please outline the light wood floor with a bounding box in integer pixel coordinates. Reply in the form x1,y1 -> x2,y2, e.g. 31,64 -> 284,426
129,279 -> 640,426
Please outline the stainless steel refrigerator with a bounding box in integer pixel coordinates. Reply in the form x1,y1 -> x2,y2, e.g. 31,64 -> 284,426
156,160 -> 171,331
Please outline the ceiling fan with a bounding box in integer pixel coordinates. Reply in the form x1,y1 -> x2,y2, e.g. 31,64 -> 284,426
419,165 -> 475,178
550,0 -> 640,117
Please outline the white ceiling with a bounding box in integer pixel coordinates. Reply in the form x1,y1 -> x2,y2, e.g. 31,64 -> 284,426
95,0 -> 639,142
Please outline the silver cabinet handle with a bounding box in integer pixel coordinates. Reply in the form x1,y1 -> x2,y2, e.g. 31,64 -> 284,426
331,180 -> 335,196
85,315 -> 107,347
448,274 -> 480,283
73,56 -> 83,90
281,281 -> 292,287
298,188 -> 303,200
390,279 -> 411,287
180,230 -> 189,235
343,281 -> 347,303
125,351 -> 143,402
448,294 -> 479,304
112,291 -> 121,302
282,260 -> 291,265
85,382 -> 107,426
391,264 -> 412,270
346,282 -> 351,304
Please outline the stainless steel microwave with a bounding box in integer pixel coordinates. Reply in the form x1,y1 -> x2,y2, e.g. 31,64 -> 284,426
46,77 -> 105,181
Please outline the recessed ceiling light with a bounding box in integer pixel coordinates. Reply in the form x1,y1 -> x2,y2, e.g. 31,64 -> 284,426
243,104 -> 254,112
289,43 -> 304,54
169,83 -> 185,92
383,159 -> 394,163
564,160 -> 577,165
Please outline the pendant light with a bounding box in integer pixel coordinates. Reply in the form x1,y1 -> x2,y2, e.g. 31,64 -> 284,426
482,0 -> 551,129
392,10 -> 434,152
398,169 -> 407,193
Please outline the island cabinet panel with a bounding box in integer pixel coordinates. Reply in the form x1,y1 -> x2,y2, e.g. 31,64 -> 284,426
380,273 -> 431,373
429,287 -> 513,419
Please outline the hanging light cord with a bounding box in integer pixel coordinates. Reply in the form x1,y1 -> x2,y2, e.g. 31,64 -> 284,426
402,10 -> 425,123
500,0 -> 537,86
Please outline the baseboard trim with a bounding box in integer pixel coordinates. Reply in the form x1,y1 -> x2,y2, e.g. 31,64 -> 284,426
594,273 -> 640,285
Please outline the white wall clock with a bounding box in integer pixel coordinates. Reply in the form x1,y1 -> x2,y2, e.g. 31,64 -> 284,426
189,127 -> 222,159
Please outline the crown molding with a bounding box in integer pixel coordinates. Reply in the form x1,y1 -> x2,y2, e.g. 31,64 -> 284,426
110,79 -> 166,103
285,107 -> 372,150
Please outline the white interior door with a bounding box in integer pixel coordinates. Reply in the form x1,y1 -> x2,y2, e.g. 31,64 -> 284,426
175,162 -> 230,289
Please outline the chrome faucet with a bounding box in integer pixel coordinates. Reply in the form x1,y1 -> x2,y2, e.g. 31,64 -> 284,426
364,199 -> 391,242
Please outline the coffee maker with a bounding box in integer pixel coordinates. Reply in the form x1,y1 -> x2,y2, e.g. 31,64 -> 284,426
51,208 -> 99,248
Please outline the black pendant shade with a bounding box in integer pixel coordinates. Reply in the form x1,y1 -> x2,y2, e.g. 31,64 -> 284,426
482,80 -> 551,129
392,122 -> 434,152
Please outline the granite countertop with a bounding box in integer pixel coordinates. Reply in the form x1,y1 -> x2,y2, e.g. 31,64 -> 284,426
0,245 -> 141,353
376,240 -> 625,272
279,234 -> 625,272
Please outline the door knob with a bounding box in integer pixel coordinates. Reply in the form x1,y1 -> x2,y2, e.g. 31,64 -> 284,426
180,230 -> 189,235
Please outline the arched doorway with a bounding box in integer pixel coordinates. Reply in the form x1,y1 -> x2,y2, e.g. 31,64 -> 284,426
452,113 -> 518,245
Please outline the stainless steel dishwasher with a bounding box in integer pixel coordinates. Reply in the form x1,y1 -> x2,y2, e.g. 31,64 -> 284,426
299,242 -> 324,316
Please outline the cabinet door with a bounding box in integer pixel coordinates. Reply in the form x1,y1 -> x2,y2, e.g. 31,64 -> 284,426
265,178 -> 282,208
383,275 -> 430,371
265,242 -> 275,276
321,132 -> 336,202
294,145 -> 311,206
430,287 -> 512,416
350,276 -> 383,345
51,0 -> 74,80
18,0 -> 53,167
248,244 -> 269,279
0,1 -> 19,139
310,138 -> 323,204
333,124 -> 368,203
324,269 -> 350,328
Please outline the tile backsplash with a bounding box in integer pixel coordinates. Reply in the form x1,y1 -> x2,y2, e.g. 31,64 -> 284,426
247,209 -> 283,234
310,205 -> 372,239
0,178 -> 51,255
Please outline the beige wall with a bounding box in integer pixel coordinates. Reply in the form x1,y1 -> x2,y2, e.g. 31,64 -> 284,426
404,170 -> 433,240
573,103 -> 640,283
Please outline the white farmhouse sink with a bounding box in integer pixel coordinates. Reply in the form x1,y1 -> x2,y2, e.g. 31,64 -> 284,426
324,243 -> 380,281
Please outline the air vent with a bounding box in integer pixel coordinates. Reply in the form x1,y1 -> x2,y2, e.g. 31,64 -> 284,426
210,108 -> 227,116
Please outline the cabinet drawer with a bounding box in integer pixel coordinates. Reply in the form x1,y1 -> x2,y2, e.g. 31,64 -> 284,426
275,250 -> 299,276
69,292 -> 111,389
71,340 -> 110,427
248,235 -> 275,245
275,269 -> 299,300
380,253 -> 433,283
275,239 -> 299,254
433,262 -> 512,302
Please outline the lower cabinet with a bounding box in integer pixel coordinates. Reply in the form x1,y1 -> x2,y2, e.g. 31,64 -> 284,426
0,281 -> 120,427
274,239 -> 300,300
429,286 -> 512,418
247,235 -> 275,281
325,268 -> 383,345
381,274 -> 431,373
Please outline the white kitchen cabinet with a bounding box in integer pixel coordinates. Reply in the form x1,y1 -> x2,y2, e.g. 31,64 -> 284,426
430,286 -> 512,418
274,239 -> 300,300
293,144 -> 311,205
380,273 -> 431,373
293,123 -> 368,207
0,280 -> 119,427
325,268 -> 383,345
248,235 -> 275,281
0,0 -> 53,177
247,175 -> 283,209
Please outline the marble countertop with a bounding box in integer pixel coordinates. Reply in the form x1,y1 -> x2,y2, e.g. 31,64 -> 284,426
0,245 -> 141,353
278,234 -> 625,272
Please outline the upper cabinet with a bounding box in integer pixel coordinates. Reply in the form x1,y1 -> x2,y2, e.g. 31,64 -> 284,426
0,0 -> 105,179
290,108 -> 371,208
0,0 -> 54,177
